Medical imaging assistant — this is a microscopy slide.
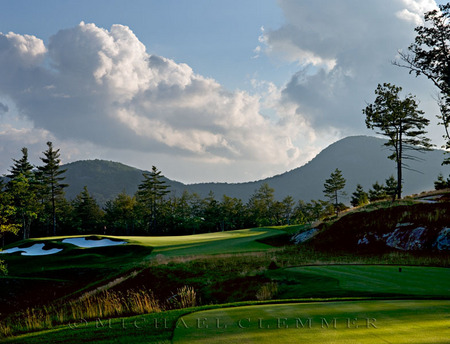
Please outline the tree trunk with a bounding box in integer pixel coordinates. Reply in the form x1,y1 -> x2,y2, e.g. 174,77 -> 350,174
52,184 -> 56,236
397,129 -> 403,199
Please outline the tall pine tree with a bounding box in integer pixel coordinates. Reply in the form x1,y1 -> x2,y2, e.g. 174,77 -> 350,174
5,148 -> 40,239
323,168 -> 346,215
37,142 -> 68,236
137,166 -> 170,233
363,83 -> 433,199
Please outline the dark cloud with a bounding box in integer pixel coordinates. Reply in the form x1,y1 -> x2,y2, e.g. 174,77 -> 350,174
266,0 -> 438,134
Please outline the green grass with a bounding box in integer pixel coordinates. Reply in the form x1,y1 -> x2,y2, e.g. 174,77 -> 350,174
1,228 -> 283,279
268,265 -> 450,299
2,226 -> 450,342
125,227 -> 284,257
173,300 -> 450,343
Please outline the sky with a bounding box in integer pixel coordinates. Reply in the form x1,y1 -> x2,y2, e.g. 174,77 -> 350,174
0,0 -> 448,183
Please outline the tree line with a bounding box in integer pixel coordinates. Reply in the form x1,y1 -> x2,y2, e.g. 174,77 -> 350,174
0,150 -> 337,241
0,140 -> 416,245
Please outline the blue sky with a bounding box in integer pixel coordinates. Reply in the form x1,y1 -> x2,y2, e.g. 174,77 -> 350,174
0,0 -> 449,183
0,1 -> 287,91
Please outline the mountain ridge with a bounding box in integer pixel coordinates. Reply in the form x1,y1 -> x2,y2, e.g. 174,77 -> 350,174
61,135 -> 450,205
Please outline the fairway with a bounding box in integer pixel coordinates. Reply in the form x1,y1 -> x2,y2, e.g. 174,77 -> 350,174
271,265 -> 450,298
173,300 -> 450,344
124,227 -> 283,257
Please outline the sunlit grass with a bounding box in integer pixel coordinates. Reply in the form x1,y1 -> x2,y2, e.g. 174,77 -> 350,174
173,300 -> 450,343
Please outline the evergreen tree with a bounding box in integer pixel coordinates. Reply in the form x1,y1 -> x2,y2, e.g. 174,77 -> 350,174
136,166 -> 170,233
434,173 -> 450,190
104,191 -> 137,234
364,83 -> 433,199
280,195 -> 296,225
368,181 -> 388,202
201,191 -> 221,232
37,142 -> 68,236
350,184 -> 369,207
6,174 -> 39,239
395,4 -> 450,164
247,183 -> 275,227
323,168 -> 346,215
6,147 -> 34,180
384,175 -> 399,201
219,195 -> 245,231
5,148 -> 40,239
72,186 -> 104,233
0,180 -> 21,247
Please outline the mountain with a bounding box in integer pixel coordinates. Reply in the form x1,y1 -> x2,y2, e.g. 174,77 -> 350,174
61,135 -> 450,204
183,135 -> 450,202
63,160 -> 187,205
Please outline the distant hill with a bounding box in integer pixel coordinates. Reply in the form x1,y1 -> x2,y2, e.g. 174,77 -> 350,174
61,135 -> 450,205
63,160 -> 187,205
184,135 -> 450,202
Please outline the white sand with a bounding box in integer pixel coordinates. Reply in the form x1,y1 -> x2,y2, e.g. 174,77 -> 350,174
0,243 -> 63,256
61,237 -> 126,248
1,237 -> 126,256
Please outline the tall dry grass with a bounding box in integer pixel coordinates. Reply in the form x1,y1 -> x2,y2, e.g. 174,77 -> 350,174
0,288 -> 163,338
256,282 -> 278,301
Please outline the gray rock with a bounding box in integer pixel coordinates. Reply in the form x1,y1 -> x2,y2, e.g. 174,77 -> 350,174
291,228 -> 320,244
434,228 -> 450,250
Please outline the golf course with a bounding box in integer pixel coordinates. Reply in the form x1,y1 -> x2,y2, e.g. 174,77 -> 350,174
0,220 -> 449,343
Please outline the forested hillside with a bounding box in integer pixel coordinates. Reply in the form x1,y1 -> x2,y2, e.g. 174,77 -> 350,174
62,136 -> 450,204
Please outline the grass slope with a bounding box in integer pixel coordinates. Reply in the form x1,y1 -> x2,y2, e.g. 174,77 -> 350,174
126,227 -> 284,257
173,300 -> 450,344
269,265 -> 450,299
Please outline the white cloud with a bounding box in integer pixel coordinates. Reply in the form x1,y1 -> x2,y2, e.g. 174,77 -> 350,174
0,1 -> 444,183
262,0 -> 443,144
396,0 -> 438,25
0,22 -> 308,181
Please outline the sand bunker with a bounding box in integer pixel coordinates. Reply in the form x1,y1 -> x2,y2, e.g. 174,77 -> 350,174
1,237 -> 126,256
0,243 -> 63,256
61,237 -> 126,248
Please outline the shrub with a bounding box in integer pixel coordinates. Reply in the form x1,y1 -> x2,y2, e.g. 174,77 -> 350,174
256,282 -> 278,301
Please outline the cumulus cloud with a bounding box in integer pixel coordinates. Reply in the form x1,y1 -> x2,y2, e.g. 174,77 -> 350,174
262,0 -> 441,139
0,1 -> 444,183
0,22 -> 304,174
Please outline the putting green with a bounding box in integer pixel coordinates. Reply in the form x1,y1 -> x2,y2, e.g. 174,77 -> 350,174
173,300 -> 450,343
272,265 -> 450,297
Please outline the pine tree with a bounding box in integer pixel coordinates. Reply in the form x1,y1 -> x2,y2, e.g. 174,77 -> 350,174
137,166 -> 170,233
384,175 -> 399,202
395,4 -> 450,164
104,191 -> 137,234
6,147 -> 34,180
247,183 -> 275,227
323,168 -> 346,215
434,173 -> 450,190
37,142 -> 68,236
5,148 -> 40,239
72,186 -> 104,233
368,181 -> 388,202
364,83 -> 433,199
350,184 -> 369,207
